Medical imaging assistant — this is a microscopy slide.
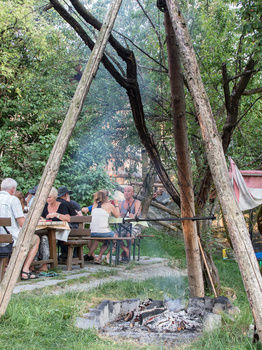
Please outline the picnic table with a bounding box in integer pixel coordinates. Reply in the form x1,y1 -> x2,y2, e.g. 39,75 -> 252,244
32,220 -> 71,269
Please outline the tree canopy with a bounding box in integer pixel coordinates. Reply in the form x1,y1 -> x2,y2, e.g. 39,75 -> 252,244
0,0 -> 261,206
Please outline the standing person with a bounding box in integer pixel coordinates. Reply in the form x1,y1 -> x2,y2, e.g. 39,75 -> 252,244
0,178 -> 40,280
85,190 -> 120,264
118,186 -> 141,262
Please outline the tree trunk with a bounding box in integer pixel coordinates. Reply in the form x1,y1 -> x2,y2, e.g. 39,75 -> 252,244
164,11 -> 204,297
166,0 -> 262,339
0,0 -> 123,317
141,165 -> 155,218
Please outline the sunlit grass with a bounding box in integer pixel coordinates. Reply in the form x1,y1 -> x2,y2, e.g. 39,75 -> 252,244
0,228 -> 259,349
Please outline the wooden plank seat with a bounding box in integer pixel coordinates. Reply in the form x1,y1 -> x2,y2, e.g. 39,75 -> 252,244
64,216 -> 137,270
62,216 -> 92,271
0,218 -> 12,282
63,217 -> 154,270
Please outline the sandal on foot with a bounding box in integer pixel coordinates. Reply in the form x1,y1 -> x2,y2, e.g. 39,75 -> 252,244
94,258 -> 102,265
21,271 -> 39,280
102,259 -> 110,266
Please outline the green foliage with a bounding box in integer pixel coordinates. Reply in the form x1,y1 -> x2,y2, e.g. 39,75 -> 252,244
0,0 -> 261,206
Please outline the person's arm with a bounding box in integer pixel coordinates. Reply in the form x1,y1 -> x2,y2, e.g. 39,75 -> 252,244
17,217 -> 25,228
46,212 -> 70,222
82,207 -> 89,214
111,200 -> 120,218
134,199 -> 141,216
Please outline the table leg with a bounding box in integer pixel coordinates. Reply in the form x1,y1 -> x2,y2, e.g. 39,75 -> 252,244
128,239 -> 131,261
48,229 -> 57,268
133,239 -> 136,261
137,237 -> 141,261
109,241 -> 112,266
116,240 -> 120,266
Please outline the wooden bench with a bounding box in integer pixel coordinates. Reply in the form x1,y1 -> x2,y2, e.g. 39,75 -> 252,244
63,216 -> 140,270
0,217 -> 12,281
64,216 -> 92,271
63,217 -> 154,270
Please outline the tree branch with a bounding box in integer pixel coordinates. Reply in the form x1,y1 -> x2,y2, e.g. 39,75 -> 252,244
51,0 -> 181,207
222,63 -> 231,112
50,0 -> 130,89
242,87 -> 262,95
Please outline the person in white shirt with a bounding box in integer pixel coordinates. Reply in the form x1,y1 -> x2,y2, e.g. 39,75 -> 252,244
86,190 -> 120,264
0,178 -> 40,280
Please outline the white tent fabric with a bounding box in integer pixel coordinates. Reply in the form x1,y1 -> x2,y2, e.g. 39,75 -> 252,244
229,158 -> 262,211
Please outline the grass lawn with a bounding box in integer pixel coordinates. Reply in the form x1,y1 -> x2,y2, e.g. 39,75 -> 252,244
0,227 -> 260,349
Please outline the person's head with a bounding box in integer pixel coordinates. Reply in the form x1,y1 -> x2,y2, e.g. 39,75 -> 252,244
47,187 -> 58,204
1,178 -> 17,195
15,191 -> 26,210
58,186 -> 73,201
75,64 -> 82,72
28,185 -> 38,196
124,186 -> 134,201
93,189 -> 109,204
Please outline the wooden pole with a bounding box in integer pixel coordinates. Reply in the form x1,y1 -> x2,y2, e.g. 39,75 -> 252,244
166,0 -> 262,339
164,10 -> 204,297
0,0 -> 123,317
198,237 -> 218,297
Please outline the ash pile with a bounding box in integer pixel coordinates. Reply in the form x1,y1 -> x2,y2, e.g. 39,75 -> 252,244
100,296 -> 239,346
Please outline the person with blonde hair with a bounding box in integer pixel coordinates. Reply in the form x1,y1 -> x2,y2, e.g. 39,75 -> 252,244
85,189 -> 120,264
39,187 -> 71,271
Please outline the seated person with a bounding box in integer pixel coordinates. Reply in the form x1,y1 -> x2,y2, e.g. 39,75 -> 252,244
82,205 -> 93,215
57,186 -> 80,261
85,190 -> 120,264
15,191 -> 27,213
0,178 -> 40,280
39,187 -> 71,270
108,185 -> 141,263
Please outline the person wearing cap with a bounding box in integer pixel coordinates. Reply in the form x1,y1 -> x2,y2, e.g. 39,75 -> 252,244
57,186 -> 83,218
25,185 -> 38,208
57,186 -> 82,216
57,186 -> 82,262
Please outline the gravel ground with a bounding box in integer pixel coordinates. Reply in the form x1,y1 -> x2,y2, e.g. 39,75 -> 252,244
13,257 -> 186,295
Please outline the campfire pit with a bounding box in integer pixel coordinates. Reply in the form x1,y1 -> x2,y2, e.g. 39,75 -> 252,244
76,296 -> 239,346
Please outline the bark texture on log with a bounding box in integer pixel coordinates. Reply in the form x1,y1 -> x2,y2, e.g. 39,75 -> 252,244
166,0 -> 262,340
164,11 -> 204,297
140,166 -> 155,218
0,0 -> 123,317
